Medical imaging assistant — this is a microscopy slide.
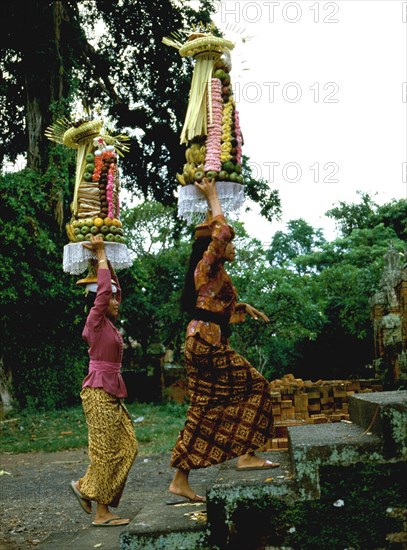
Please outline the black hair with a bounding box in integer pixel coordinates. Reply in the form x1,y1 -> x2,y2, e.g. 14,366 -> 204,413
180,236 -> 212,314
84,291 -> 97,314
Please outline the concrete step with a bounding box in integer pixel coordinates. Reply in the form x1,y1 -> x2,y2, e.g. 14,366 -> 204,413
348,390 -> 407,459
288,421 -> 384,500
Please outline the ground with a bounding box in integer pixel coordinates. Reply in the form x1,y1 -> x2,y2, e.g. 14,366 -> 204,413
0,448 -> 183,550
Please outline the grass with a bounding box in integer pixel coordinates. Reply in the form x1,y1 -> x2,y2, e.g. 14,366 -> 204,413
0,401 -> 188,455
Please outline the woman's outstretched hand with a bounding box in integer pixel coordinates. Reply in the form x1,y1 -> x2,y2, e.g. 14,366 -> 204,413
194,177 -> 216,198
82,234 -> 105,253
82,235 -> 109,269
239,302 -> 270,323
195,178 -> 222,218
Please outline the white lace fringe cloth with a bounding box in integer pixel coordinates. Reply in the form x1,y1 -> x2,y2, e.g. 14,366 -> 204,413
63,243 -> 132,275
178,181 -> 245,224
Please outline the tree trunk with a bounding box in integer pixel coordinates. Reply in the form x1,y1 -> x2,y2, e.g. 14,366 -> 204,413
22,1 -> 69,172
0,355 -> 13,419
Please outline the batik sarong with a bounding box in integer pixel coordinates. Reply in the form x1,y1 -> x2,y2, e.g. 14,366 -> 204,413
171,335 -> 273,470
79,387 -> 138,506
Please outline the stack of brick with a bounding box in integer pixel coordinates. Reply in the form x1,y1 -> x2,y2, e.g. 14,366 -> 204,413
266,374 -> 383,451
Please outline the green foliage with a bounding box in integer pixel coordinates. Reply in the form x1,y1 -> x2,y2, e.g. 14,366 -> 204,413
0,169 -> 88,409
327,192 -> 407,240
267,219 -> 326,274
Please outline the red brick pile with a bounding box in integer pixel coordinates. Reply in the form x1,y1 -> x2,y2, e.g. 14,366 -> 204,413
266,374 -> 383,451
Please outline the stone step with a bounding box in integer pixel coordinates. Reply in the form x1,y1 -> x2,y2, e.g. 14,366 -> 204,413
288,421 -> 384,500
120,451 -> 290,550
348,390 -> 407,458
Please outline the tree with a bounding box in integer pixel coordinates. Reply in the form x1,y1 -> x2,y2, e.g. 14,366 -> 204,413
327,193 -> 407,240
267,219 -> 326,274
293,216 -> 405,380
1,0 -> 215,203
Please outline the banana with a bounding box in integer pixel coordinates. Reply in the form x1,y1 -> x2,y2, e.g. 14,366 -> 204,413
176,173 -> 186,186
185,147 -> 194,163
65,222 -> 76,242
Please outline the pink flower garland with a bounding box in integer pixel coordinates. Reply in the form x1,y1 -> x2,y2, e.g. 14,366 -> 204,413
234,108 -> 243,165
101,150 -> 116,219
204,78 -> 223,172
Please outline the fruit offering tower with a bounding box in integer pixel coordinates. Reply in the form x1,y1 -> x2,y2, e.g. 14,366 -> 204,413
45,116 -> 132,275
163,26 -> 245,224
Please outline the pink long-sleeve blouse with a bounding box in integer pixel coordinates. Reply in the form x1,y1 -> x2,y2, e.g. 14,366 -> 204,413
82,268 -> 127,398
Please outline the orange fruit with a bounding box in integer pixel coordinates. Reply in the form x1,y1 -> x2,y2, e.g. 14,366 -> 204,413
93,217 -> 104,228
112,218 -> 122,227
103,217 -> 113,226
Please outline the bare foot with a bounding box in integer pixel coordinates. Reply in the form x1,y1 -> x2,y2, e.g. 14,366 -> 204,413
92,515 -> 130,526
237,454 -> 280,470
169,469 -> 206,502
94,503 -> 130,525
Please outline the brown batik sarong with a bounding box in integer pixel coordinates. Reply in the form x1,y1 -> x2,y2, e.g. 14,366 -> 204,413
170,335 -> 273,471
79,387 -> 138,507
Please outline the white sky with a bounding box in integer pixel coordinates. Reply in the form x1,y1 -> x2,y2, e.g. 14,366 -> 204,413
207,0 -> 407,241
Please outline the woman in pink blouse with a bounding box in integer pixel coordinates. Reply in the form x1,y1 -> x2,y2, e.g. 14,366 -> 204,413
70,235 -> 137,527
169,178 -> 278,504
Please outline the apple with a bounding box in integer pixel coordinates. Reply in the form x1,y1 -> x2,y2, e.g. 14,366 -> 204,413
234,164 -> 242,174
77,219 -> 87,228
229,172 -> 239,182
72,219 -> 81,228
116,227 -> 124,236
105,233 -> 115,242
100,225 -> 110,234
206,170 -> 218,180
222,161 -> 235,173
76,234 -> 85,242
194,170 -> 204,181
84,218 -> 94,227
83,172 -> 93,181
236,175 -> 244,184
90,226 -> 99,234
85,163 -> 94,173
81,225 -> 89,235
214,69 -> 227,80
114,235 -> 123,243
85,233 -> 93,241
74,227 -> 81,235
85,153 -> 94,162
218,170 -> 228,181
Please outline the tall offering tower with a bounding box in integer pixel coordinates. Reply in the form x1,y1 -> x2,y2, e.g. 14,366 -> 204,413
163,26 -> 245,224
45,114 -> 132,276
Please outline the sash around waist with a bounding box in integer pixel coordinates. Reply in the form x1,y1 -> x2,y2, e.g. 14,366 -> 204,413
190,308 -> 231,338
83,360 -> 127,398
89,360 -> 121,372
